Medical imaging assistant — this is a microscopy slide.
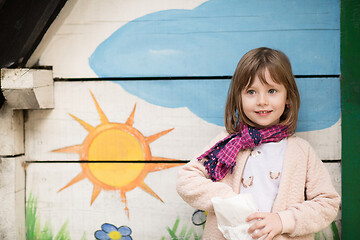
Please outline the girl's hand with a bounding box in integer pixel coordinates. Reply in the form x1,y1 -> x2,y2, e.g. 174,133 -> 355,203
246,212 -> 282,240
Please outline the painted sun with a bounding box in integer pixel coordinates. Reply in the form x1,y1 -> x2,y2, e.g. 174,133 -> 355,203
53,91 -> 182,217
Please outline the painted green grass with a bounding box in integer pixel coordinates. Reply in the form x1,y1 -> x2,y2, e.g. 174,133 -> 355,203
161,217 -> 203,240
314,222 -> 340,240
27,192 -> 339,240
162,215 -> 339,240
26,192 -> 73,240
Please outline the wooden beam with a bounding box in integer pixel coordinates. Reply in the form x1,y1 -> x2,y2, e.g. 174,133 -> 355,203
1,68 -> 54,109
0,0 -> 67,108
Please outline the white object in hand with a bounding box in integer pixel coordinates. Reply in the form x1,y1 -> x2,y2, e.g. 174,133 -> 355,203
211,194 -> 265,240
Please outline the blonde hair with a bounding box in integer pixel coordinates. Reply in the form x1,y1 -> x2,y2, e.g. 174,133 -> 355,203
224,47 -> 300,134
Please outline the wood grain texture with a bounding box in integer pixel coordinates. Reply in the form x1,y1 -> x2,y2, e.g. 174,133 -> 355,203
0,157 -> 25,240
0,103 -> 24,156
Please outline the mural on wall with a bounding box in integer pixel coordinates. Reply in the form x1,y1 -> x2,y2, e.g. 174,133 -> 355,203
89,0 -> 340,131
24,0 -> 341,239
89,0 -> 339,76
192,210 -> 207,226
161,216 -> 204,240
26,81 -> 206,239
52,91 -> 182,217
26,192 -> 72,240
95,224 -> 132,240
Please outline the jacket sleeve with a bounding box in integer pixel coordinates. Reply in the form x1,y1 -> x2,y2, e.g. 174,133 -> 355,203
176,130 -> 237,212
278,143 -> 341,236
176,158 -> 237,212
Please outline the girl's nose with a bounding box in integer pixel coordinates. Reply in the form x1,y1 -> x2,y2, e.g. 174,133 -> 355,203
257,93 -> 268,106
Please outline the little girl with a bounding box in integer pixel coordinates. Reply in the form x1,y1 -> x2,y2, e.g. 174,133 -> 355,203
176,47 -> 340,240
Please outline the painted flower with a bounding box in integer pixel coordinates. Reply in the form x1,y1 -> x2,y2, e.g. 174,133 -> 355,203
95,223 -> 132,240
192,210 -> 207,226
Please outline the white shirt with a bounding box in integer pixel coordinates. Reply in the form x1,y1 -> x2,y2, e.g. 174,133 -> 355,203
240,139 -> 287,212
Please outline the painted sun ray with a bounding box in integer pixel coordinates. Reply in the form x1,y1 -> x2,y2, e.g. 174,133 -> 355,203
90,90 -> 109,124
69,113 -> 95,132
52,144 -> 83,154
90,185 -> 102,205
58,172 -> 87,192
139,181 -> 164,203
120,191 -> 129,218
145,128 -> 174,144
55,92 -> 180,217
125,104 -> 136,126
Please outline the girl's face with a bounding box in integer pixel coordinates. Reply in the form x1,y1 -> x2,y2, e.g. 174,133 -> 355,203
241,69 -> 289,128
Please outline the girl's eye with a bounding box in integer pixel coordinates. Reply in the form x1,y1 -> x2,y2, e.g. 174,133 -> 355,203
247,90 -> 256,95
269,89 -> 277,94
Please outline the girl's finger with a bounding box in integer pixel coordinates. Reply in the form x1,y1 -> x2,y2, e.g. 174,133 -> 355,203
248,219 -> 266,234
247,212 -> 265,222
251,227 -> 269,239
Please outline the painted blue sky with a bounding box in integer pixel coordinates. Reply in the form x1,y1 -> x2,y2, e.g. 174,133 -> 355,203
89,0 -> 340,131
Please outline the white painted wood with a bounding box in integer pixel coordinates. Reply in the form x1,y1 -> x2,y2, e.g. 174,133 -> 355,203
1,68 -> 54,109
296,119 -> 341,160
25,81 -> 223,162
26,163 -> 200,239
0,157 -> 26,240
324,162 -> 342,222
25,81 -> 340,162
324,162 -> 341,197
36,0 -> 207,78
321,162 -> 342,238
25,161 -> 341,239
20,0 -> 341,237
0,103 -> 24,156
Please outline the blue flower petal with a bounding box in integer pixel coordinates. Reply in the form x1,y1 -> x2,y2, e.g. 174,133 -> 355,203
102,223 -> 118,233
95,230 -> 110,240
121,236 -> 132,240
118,226 -> 131,236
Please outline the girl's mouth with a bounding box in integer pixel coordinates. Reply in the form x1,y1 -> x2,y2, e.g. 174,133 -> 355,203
255,110 -> 272,115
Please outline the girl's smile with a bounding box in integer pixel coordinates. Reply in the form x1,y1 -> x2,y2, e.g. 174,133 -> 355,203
241,69 -> 288,128
255,110 -> 272,116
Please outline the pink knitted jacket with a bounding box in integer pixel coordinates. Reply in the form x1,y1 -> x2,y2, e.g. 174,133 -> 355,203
176,135 -> 340,240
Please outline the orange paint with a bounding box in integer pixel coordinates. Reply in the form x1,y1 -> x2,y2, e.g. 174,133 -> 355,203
53,91 -> 184,217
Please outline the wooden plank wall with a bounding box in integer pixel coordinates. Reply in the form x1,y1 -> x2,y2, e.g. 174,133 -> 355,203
23,0 -> 341,239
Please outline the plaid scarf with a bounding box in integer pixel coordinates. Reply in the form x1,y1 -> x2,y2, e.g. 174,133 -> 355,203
197,124 -> 289,181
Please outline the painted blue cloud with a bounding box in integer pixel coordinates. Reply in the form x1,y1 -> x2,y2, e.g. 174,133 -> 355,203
89,0 -> 339,76
117,78 -> 340,132
90,0 -> 340,131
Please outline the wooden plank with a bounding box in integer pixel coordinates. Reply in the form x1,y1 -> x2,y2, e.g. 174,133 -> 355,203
26,162 -> 200,240
25,81 -> 223,162
320,162 -> 342,239
1,68 -> 54,109
37,0 -> 208,78
111,77 -> 341,132
0,157 -> 25,239
25,80 -> 341,161
0,103 -> 24,156
36,0 -> 340,78
25,161 -> 341,239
